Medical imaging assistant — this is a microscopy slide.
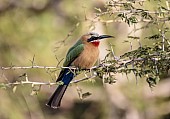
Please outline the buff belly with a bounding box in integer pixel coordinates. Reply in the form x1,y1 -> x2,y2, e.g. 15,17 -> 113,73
72,45 -> 99,69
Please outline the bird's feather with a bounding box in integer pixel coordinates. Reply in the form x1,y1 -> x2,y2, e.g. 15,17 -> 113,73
46,68 -> 74,108
47,41 -> 84,107
47,32 -> 112,108
64,40 -> 84,67
66,39 -> 83,58
57,40 -> 84,81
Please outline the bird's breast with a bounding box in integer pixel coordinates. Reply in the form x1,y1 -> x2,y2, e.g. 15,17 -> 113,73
72,44 -> 99,69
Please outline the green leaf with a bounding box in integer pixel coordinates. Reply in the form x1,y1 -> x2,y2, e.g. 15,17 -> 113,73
0,83 -> 7,89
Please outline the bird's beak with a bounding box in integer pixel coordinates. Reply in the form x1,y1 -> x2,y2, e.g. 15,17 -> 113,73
88,35 -> 114,42
98,35 -> 114,40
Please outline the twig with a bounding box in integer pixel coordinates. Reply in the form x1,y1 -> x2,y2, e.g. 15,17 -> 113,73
1,54 -> 168,71
108,0 -> 146,5
161,31 -> 165,51
62,22 -> 80,43
0,66 -> 76,70
3,74 -> 97,87
71,75 -> 97,84
6,81 -> 57,86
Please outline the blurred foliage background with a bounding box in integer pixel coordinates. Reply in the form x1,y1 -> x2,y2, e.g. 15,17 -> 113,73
0,0 -> 170,119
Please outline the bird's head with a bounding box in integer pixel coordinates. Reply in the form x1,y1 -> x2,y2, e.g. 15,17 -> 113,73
82,32 -> 113,47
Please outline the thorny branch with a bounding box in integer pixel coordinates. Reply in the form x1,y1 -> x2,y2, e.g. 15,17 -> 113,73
0,0 -> 169,92
0,65 -> 98,91
2,73 -> 96,86
0,57 -> 160,71
1,47 -> 169,89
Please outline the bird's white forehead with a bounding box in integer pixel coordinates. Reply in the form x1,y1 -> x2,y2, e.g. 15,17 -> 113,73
87,32 -> 99,37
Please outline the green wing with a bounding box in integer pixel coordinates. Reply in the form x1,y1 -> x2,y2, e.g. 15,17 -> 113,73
57,40 -> 84,81
63,40 -> 84,67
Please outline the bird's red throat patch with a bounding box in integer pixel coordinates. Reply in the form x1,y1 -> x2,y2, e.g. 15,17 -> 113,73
91,41 -> 100,47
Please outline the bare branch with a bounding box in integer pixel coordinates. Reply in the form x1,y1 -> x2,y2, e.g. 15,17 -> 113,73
0,66 -> 76,70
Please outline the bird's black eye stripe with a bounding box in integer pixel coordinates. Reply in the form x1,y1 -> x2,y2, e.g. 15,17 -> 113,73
87,36 -> 99,42
91,36 -> 98,40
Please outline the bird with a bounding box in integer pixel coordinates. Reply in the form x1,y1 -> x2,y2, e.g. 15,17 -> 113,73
46,32 -> 113,109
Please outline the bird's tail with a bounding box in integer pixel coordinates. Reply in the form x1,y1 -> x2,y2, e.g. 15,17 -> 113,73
46,69 -> 74,108
46,85 -> 68,108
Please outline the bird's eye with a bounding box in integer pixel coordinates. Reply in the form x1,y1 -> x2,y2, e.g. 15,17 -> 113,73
90,36 -> 97,40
